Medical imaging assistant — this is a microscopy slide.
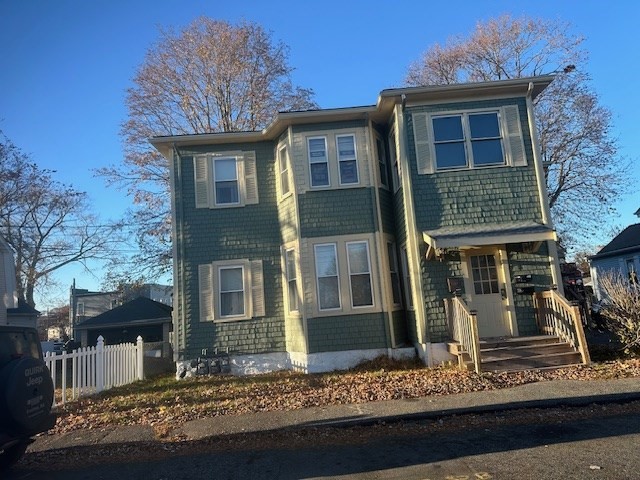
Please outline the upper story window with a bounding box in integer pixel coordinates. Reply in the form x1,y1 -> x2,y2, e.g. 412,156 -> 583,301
278,145 -> 291,197
337,134 -> 358,185
432,111 -> 504,170
375,136 -> 389,188
193,151 -> 259,209
413,105 -> 526,175
389,129 -> 401,192
214,158 -> 240,205
308,137 -> 329,187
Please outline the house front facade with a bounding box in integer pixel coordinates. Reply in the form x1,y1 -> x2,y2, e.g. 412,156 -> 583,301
590,222 -> 640,300
152,76 -> 587,376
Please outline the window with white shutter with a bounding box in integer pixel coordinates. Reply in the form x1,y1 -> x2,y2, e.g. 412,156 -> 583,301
413,106 -> 527,173
198,259 -> 265,321
192,151 -> 259,208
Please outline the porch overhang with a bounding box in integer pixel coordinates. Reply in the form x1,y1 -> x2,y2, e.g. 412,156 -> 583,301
423,221 -> 557,259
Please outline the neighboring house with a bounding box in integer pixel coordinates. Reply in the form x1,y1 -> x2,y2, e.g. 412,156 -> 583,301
151,75 -> 584,375
69,281 -> 173,338
75,297 -> 173,358
0,237 -> 39,328
590,223 -> 640,300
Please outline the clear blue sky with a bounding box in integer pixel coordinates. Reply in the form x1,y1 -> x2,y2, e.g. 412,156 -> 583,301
1,0 -> 638,309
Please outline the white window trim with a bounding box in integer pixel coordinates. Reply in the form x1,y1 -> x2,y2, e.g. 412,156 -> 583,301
386,241 -> 402,308
308,235 -> 381,318
314,243 -> 342,312
430,108 -> 507,172
285,248 -> 299,313
194,151 -> 259,209
389,128 -> 401,192
278,144 -> 293,200
213,157 -> 241,207
400,247 -> 414,310
346,240 -> 374,309
307,136 -> 330,188
218,264 -> 246,319
375,134 -> 389,189
199,258 -> 264,323
336,133 -> 359,186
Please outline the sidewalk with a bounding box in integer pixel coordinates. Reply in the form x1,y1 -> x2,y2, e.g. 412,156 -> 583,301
29,377 -> 640,452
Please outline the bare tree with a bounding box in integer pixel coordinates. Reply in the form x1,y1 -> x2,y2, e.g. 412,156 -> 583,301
405,14 -> 627,247
0,132 -> 120,308
99,17 -> 317,277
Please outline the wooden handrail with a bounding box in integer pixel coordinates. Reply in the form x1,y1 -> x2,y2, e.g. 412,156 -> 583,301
445,296 -> 481,373
534,290 -> 590,364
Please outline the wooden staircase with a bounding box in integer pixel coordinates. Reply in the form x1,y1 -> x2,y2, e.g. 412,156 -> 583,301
448,335 -> 583,373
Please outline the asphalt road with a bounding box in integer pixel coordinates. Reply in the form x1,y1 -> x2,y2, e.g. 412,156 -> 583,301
7,403 -> 640,480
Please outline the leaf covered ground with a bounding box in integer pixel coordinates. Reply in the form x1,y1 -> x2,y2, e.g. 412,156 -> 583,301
49,356 -> 640,438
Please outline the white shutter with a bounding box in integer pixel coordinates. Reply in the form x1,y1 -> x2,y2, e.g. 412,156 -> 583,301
503,105 -> 527,167
194,155 -> 211,208
243,151 -> 259,205
412,112 -> 434,174
198,264 -> 214,321
250,260 -> 265,317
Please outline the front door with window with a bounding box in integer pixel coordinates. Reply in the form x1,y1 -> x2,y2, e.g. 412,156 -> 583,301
466,250 -> 509,338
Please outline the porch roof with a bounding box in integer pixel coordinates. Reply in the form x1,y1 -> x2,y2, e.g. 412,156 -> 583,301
422,221 -> 556,249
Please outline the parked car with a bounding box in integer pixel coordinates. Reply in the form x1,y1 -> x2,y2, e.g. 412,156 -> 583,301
0,326 -> 56,470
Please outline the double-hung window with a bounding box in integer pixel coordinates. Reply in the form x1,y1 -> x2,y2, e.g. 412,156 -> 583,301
214,158 -> 240,205
347,241 -> 373,307
389,129 -> 401,191
432,111 -> 505,170
199,259 -> 265,322
400,247 -> 413,309
314,244 -> 340,310
285,249 -> 299,312
193,151 -> 259,208
376,137 -> 389,188
278,145 -> 290,196
337,134 -> 358,185
219,265 -> 245,317
308,137 -> 329,187
387,242 -> 402,306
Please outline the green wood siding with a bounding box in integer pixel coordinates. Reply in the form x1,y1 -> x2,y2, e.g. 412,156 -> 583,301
507,242 -> 554,336
175,141 -> 286,359
298,188 -> 377,238
307,313 -> 389,353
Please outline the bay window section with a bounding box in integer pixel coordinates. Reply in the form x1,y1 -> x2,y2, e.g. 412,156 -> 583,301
347,241 -> 373,307
314,244 -> 340,310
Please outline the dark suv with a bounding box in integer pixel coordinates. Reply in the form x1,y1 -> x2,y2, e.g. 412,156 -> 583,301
0,326 -> 56,470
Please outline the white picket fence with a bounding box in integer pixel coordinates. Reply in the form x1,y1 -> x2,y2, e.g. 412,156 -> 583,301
44,335 -> 144,406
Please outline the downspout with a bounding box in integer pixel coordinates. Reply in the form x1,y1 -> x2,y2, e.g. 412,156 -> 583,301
172,143 -> 187,360
526,82 -> 564,294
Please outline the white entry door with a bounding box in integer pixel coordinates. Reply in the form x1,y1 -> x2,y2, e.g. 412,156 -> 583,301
467,251 -> 509,338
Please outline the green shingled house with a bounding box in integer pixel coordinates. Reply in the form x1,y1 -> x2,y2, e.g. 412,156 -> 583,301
151,76 -> 590,376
